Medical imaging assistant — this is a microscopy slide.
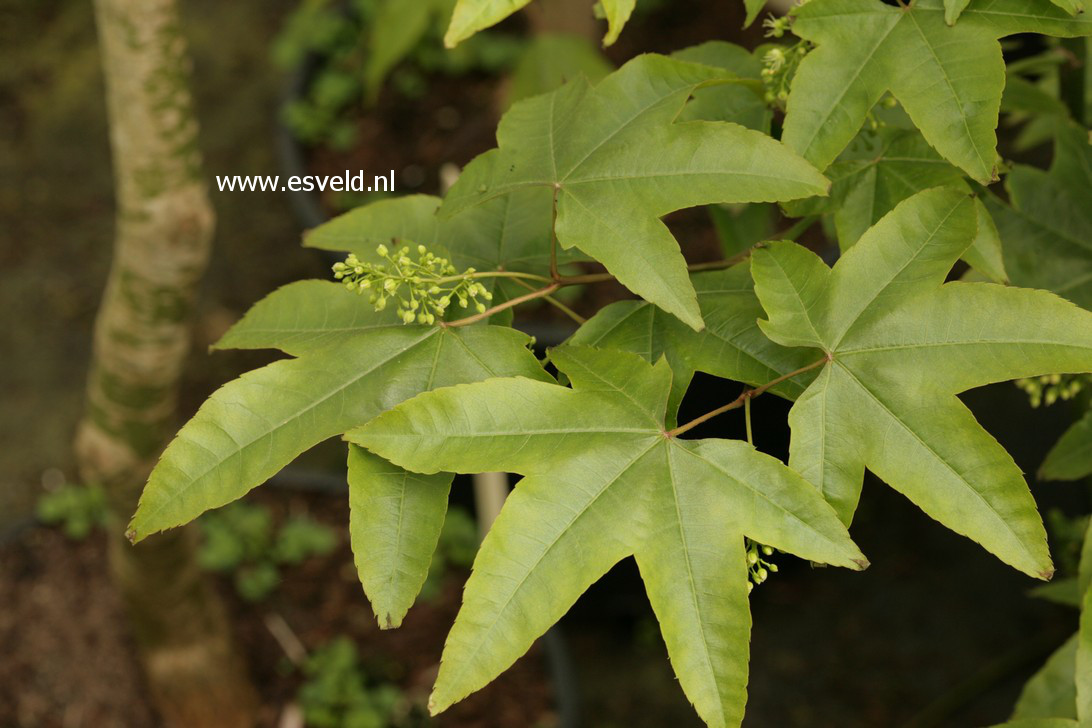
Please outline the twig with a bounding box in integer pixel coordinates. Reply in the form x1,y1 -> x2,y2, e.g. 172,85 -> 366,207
510,277 -> 587,324
667,356 -> 829,437
443,282 -> 562,328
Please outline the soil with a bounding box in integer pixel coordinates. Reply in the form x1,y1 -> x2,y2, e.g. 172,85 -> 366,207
0,491 -> 555,728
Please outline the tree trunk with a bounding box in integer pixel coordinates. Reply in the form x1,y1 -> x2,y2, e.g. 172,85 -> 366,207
77,0 -> 257,725
525,0 -> 600,39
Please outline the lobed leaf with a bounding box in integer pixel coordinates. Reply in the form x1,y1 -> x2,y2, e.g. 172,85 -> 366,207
351,346 -> 865,726
441,54 -> 829,329
130,324 -> 547,541
751,187 -> 1092,578
782,0 -> 1092,183
348,445 -> 453,630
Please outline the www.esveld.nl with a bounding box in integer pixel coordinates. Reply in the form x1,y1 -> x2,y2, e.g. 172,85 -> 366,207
215,170 -> 395,193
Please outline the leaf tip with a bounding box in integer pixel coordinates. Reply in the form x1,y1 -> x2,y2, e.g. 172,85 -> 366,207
1039,567 -> 1055,582
125,527 -> 138,544
426,692 -> 448,717
379,612 -> 400,630
852,557 -> 870,571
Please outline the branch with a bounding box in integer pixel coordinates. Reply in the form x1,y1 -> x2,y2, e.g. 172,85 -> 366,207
667,356 -> 830,438
442,282 -> 562,328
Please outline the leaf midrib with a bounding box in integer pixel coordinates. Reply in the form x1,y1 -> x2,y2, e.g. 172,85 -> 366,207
436,438 -> 662,701
834,360 -> 1041,571
136,328 -> 440,530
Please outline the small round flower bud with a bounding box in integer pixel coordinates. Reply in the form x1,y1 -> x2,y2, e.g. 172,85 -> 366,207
376,244 -> 388,257
476,302 -> 486,313
402,310 -> 416,324
417,244 -> 427,255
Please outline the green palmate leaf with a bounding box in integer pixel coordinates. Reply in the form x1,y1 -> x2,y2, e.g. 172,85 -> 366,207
569,265 -> 816,426
751,187 -> 1092,578
305,190 -> 577,276
305,189 -> 580,316
600,0 -> 637,46
365,0 -> 450,101
813,126 -> 1007,281
944,0 -> 972,24
1080,585 -> 1092,722
673,42 -> 772,132
348,444 -> 453,629
129,303 -> 548,540
744,0 -> 766,27
507,34 -> 612,105
442,54 -> 829,329
1042,409 -> 1092,482
444,0 -> 530,48
213,280 -> 401,354
350,346 -> 866,726
782,0 -> 1092,183
1081,517 -> 1092,599
1012,636 -> 1079,721
444,0 -> 635,48
985,125 -> 1092,310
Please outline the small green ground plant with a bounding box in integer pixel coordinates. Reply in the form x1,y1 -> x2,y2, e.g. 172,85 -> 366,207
198,502 -> 337,601
132,1 -> 1092,724
297,637 -> 410,728
37,482 -> 107,540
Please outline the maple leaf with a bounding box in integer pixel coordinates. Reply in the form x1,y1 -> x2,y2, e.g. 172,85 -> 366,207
129,281 -> 549,543
782,0 -> 1092,184
350,345 -> 867,727
985,125 -> 1092,483
985,124 -> 1092,310
441,54 -> 829,329
444,0 -> 636,48
569,264 -> 817,426
750,186 -> 1092,579
794,125 -> 1008,280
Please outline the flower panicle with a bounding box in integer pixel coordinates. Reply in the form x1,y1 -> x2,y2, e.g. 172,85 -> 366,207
332,242 -> 493,325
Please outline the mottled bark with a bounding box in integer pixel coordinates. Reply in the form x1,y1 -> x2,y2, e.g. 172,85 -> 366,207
78,0 -> 256,725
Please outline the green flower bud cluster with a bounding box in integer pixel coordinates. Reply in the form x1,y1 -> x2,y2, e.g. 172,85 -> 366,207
1016,373 -> 1088,408
760,41 -> 810,109
745,539 -> 778,593
332,243 -> 493,324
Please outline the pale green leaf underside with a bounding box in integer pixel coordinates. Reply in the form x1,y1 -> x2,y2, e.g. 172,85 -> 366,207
568,264 -> 816,425
744,0 -> 766,27
783,0 -> 1092,183
348,444 -> 453,629
444,0 -> 637,48
305,189 -> 582,280
130,324 -> 547,540
752,187 -> 1092,578
351,346 -> 865,727
441,54 -> 829,329
821,127 -> 1007,281
445,0 -> 531,48
986,126 -> 1092,310
1012,636 -> 1078,721
673,42 -> 771,132
1079,586 -> 1092,722
1041,409 -> 1092,482
213,280 -> 401,355
601,0 -> 637,46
